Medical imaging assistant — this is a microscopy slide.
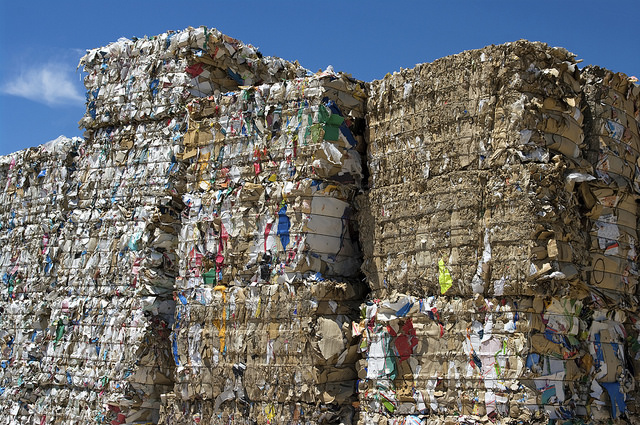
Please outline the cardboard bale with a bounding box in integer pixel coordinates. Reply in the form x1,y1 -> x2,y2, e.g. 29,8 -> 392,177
356,293 -> 639,424
355,294 -> 597,424
361,41 -> 588,300
177,73 -> 365,284
582,66 -> 640,307
0,132 -> 181,424
163,279 -> 365,425
79,26 -> 305,130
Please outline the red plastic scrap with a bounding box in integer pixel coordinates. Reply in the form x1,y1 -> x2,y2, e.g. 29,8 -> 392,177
185,63 -> 204,78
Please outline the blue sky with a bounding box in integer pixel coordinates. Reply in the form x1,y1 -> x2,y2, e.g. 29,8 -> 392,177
1,0 -> 638,156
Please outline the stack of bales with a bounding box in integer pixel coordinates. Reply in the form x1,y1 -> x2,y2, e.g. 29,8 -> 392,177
355,41 -> 637,424
0,137 -> 80,424
0,133 -> 184,424
70,26 -> 304,424
0,113 -> 183,423
581,67 -> 640,421
0,133 -> 178,424
0,26 -> 304,425
2,26 -> 639,425
49,127 -> 181,424
159,71 -> 369,424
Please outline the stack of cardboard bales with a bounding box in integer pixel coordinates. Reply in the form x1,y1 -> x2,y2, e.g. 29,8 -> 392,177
0,24 -> 368,425
159,71 -> 368,424
0,126 -> 182,423
2,26 -> 640,425
356,41 -> 638,424
50,126 -> 182,424
0,137 -> 81,424
0,26 -> 303,425
71,26 -> 304,424
581,67 -> 640,422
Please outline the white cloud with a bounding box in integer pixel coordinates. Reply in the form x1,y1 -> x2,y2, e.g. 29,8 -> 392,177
1,63 -> 84,106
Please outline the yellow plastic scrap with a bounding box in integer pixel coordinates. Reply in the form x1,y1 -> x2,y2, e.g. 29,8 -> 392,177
322,184 -> 339,194
265,403 -> 276,422
438,258 -> 453,294
214,285 -> 227,353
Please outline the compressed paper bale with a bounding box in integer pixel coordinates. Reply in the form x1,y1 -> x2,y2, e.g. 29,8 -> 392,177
357,41 -> 639,424
356,295 -> 530,421
176,73 -> 365,287
167,279 -> 364,423
354,294 -> 635,424
362,41 -> 588,302
79,26 -> 306,130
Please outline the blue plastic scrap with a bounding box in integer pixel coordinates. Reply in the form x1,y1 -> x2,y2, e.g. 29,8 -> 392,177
277,205 -> 290,250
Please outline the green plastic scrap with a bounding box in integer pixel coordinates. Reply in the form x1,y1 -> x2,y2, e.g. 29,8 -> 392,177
317,104 -> 344,141
318,104 -> 330,123
203,268 -> 216,285
304,112 -> 313,145
203,27 -> 210,51
382,400 -> 395,413
242,88 -> 253,101
323,114 -> 344,141
55,320 -> 65,343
